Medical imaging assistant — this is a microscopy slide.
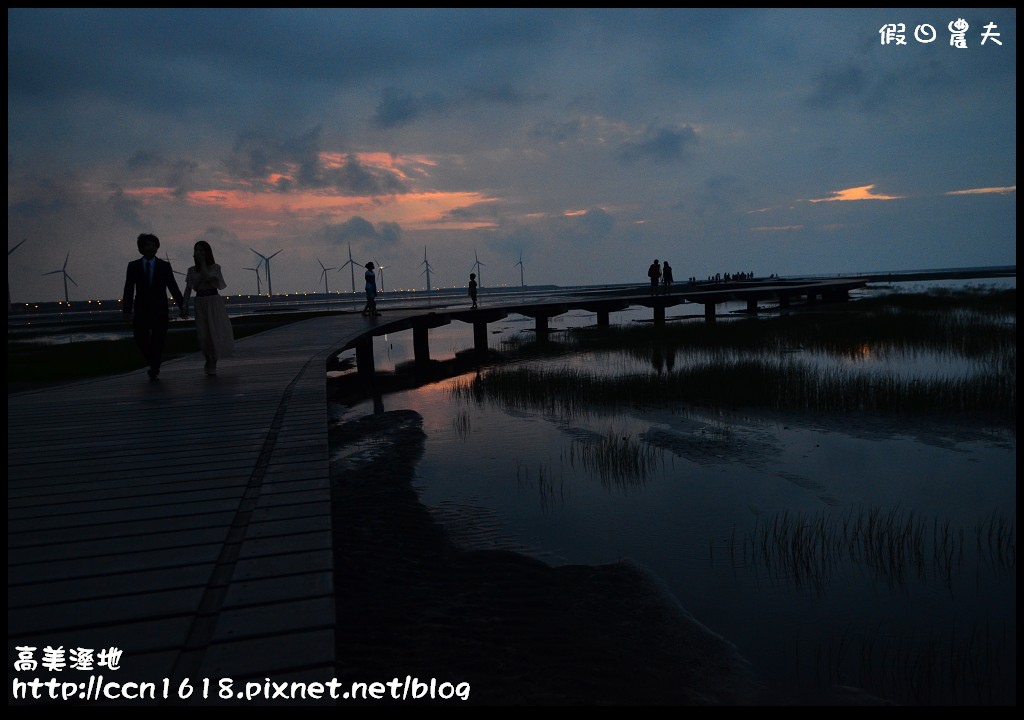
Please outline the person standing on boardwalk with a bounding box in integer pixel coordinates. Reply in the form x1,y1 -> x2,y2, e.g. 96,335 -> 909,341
362,261 -> 380,316
122,233 -> 185,381
181,240 -> 235,376
468,272 -> 478,309
647,259 -> 661,296
662,261 -> 674,295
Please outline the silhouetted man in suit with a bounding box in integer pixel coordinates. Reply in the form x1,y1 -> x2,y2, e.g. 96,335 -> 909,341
123,233 -> 185,380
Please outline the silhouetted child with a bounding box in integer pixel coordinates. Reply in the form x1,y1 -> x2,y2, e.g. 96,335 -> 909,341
468,273 -> 478,309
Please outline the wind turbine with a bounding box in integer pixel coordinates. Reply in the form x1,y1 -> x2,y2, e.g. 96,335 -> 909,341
515,251 -> 525,287
244,263 -> 263,295
375,262 -> 388,293
471,249 -> 486,287
250,248 -> 282,296
420,246 -> 435,294
8,238 -> 27,310
317,257 -> 336,294
43,251 -> 78,304
339,242 -> 359,294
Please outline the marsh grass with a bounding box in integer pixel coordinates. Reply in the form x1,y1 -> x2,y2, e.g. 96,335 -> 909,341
566,429 -> 663,490
713,507 -> 1015,704
450,360 -> 1014,423
514,458 -> 568,511
711,506 -> 1015,595
452,409 -> 471,440
449,289 -> 1016,426
808,617 -> 1010,706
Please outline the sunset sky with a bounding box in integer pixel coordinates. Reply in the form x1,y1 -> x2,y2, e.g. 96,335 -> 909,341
7,8 -> 1016,303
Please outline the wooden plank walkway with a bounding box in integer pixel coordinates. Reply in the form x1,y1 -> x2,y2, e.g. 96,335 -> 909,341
8,314 -> 377,698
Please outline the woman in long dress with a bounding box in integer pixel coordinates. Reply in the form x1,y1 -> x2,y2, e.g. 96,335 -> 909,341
361,261 -> 380,316
181,240 -> 235,375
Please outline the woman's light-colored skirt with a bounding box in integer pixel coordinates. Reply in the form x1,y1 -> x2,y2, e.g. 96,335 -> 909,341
195,295 -> 235,359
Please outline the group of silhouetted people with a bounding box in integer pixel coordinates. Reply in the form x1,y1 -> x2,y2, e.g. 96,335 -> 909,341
646,259 -> 675,295
706,271 -> 754,283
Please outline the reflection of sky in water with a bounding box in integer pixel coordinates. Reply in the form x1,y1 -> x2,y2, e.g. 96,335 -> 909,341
333,293 -> 1016,704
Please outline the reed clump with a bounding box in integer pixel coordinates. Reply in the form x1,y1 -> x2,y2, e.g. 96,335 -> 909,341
711,506 -> 1015,593
566,429 -> 663,490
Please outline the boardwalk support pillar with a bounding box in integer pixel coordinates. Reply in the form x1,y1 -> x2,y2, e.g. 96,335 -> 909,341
356,336 -> 375,377
473,321 -> 488,356
535,316 -> 549,340
704,303 -> 717,323
413,325 -> 430,370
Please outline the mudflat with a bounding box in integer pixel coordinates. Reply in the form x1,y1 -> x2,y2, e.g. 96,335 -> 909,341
330,409 -> 777,706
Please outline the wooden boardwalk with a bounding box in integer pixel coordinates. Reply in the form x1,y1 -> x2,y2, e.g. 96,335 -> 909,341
8,314 -> 375,700
6,277 -> 874,701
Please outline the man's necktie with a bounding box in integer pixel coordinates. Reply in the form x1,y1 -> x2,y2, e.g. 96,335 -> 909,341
146,259 -> 154,284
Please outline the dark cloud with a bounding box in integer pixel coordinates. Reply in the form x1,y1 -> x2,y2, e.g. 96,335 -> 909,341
282,127 -> 325,188
223,126 -> 329,190
462,81 -> 528,106
528,117 -> 584,143
324,217 -> 403,246
373,88 -> 450,129
373,81 -> 528,130
9,177 -> 72,219
324,155 -> 407,196
616,126 -> 698,164
124,152 -> 198,197
804,65 -> 868,109
224,129 -> 407,195
126,151 -> 165,170
106,186 -> 146,227
224,133 -> 276,183
556,208 -> 615,244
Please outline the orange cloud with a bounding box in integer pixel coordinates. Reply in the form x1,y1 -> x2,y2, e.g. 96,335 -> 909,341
122,186 -> 178,202
319,151 -> 438,181
125,185 -> 495,229
946,185 -> 1016,195
808,184 -> 904,202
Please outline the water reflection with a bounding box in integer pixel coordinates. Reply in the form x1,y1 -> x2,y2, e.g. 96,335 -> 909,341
328,287 -> 1016,705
